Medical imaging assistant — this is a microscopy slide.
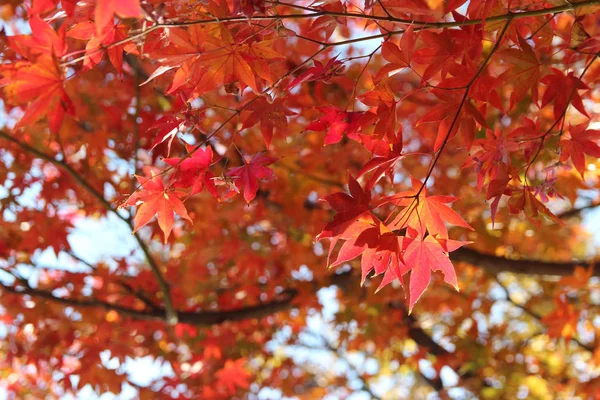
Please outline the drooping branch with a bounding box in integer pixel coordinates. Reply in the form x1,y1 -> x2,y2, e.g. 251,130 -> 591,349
0,130 -> 179,325
0,278 -> 298,325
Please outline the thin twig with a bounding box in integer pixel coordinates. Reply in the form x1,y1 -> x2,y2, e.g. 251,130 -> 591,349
58,1 -> 600,67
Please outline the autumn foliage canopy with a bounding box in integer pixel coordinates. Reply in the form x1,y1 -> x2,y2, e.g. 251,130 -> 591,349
2,0 -> 600,398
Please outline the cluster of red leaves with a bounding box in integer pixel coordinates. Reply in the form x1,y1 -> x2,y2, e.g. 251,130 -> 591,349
317,176 -> 472,311
3,0 -> 600,308
1,0 -> 600,397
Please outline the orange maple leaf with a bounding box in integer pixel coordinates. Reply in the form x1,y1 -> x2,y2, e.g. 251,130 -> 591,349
123,171 -> 192,243
387,177 -> 473,238
215,359 -> 252,395
542,296 -> 580,341
95,0 -> 142,34
1,55 -> 72,133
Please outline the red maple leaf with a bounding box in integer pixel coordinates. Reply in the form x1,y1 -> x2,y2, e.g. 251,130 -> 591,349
417,88 -> 488,151
376,27 -> 414,80
507,188 -> 562,228
559,123 -> 600,178
123,170 -> 192,243
287,57 -> 346,90
95,0 -> 142,34
387,177 -> 473,238
233,0 -> 267,17
403,230 -> 468,312
317,175 -> 377,258
164,146 -> 217,197
356,140 -> 404,190
9,15 -> 66,59
1,55 -> 73,133
306,106 -> 364,145
225,153 -> 278,203
68,21 -> 138,73
540,68 -> 589,121
215,359 -> 251,395
146,114 -> 195,156
497,35 -> 540,110
241,98 -> 296,148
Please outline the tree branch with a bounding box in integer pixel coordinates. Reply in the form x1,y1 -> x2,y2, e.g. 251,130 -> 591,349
59,0 -> 600,66
302,331 -> 383,400
451,247 -> 599,277
557,200 -> 600,219
0,130 -> 179,325
0,279 -> 298,325
494,278 -> 594,352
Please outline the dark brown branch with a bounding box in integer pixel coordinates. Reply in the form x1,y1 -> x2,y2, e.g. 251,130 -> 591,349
451,247 -> 599,277
0,280 -> 298,325
0,130 -> 178,325
59,0 -> 600,66
0,130 -> 118,217
557,200 -> 600,219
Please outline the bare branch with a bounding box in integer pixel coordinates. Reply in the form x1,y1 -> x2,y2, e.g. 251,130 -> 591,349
0,130 -> 179,325
451,247 -> 599,277
557,201 -> 600,219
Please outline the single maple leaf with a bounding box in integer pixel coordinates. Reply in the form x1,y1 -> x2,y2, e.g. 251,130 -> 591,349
317,175 -> 375,262
417,89 -> 488,151
403,230 -> 467,312
1,55 -> 73,133
147,115 -> 186,156
305,106 -> 364,145
215,359 -> 251,395
241,98 -> 295,148
541,296 -> 580,341
411,27 -> 482,81
358,78 -> 396,107
68,21 -> 138,73
377,30 -> 413,80
356,141 -> 405,190
192,26 -> 280,95
123,171 -> 192,243
163,146 -> 217,197
233,0 -> 267,17
287,56 -> 346,90
540,68 -> 589,121
497,35 -> 540,110
559,265 -> 594,291
366,232 -> 409,291
9,15 -> 66,59
507,188 -> 563,228
95,0 -> 142,34
559,123 -> 600,178
225,153 -> 278,203
388,177 -> 473,238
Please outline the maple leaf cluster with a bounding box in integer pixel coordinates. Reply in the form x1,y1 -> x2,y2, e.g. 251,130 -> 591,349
1,0 -> 600,398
